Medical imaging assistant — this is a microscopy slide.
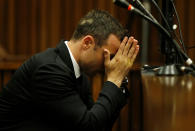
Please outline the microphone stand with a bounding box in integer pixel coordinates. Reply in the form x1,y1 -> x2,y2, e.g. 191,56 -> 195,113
133,9 -> 195,75
156,0 -> 184,75
113,0 -> 195,76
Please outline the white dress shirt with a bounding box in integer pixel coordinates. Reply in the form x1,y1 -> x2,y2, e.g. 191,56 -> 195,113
64,41 -> 81,79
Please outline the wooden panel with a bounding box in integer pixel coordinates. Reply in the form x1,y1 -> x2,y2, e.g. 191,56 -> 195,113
49,0 -> 61,47
29,0 -> 38,54
1,0 -> 195,61
39,0 -> 48,51
187,0 -> 195,61
128,70 -> 143,131
92,74 -> 103,101
142,73 -> 195,131
0,0 -> 5,46
0,0 -> 131,55
7,0 -> 15,54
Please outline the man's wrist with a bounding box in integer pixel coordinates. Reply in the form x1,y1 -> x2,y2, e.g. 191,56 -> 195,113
107,78 -> 123,88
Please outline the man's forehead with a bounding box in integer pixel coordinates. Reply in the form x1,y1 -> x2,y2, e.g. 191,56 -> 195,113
105,34 -> 121,53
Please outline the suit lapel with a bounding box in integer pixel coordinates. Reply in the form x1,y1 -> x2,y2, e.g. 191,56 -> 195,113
55,40 -> 90,105
55,40 -> 74,73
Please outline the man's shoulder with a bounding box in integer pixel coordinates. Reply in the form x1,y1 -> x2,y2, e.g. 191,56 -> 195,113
33,48 -> 58,65
32,49 -> 71,73
18,46 -> 72,78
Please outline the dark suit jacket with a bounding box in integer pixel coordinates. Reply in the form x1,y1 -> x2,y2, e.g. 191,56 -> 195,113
0,40 -> 128,131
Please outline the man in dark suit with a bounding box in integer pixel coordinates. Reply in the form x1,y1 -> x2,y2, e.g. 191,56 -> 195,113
0,9 -> 139,131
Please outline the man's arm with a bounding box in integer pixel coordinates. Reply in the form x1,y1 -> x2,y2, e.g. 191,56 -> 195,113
31,63 -> 127,131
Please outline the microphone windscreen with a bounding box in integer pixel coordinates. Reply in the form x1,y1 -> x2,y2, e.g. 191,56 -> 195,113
113,0 -> 130,8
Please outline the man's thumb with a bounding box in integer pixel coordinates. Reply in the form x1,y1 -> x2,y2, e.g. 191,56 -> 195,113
104,49 -> 110,66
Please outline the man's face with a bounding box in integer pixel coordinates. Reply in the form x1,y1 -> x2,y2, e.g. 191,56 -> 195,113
80,34 -> 121,76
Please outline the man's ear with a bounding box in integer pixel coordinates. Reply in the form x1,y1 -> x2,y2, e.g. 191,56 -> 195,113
81,35 -> 95,50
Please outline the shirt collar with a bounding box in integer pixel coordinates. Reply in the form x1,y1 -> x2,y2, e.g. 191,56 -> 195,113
64,41 -> 81,79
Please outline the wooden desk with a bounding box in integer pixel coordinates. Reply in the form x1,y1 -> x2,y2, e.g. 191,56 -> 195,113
141,71 -> 195,131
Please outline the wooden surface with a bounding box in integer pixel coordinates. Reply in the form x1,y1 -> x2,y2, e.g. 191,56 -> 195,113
141,72 -> 195,131
1,0 -> 195,64
0,61 -> 23,70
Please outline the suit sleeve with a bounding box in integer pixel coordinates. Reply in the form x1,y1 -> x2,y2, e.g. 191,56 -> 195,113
31,63 -> 128,131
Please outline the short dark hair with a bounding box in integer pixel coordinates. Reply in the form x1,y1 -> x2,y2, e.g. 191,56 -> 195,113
71,9 -> 127,46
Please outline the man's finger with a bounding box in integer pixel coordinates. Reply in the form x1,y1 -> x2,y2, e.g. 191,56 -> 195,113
130,45 -> 139,62
128,39 -> 138,58
123,37 -> 134,56
115,36 -> 128,57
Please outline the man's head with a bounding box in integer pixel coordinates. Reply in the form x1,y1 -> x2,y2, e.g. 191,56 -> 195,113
69,9 -> 127,76
71,9 -> 126,47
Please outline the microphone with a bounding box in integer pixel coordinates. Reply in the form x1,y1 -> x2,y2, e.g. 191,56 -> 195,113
150,0 -> 171,30
113,0 -> 158,23
113,0 -> 130,8
113,0 -> 163,33
113,0 -> 157,25
113,0 -> 195,71
132,0 -> 158,23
